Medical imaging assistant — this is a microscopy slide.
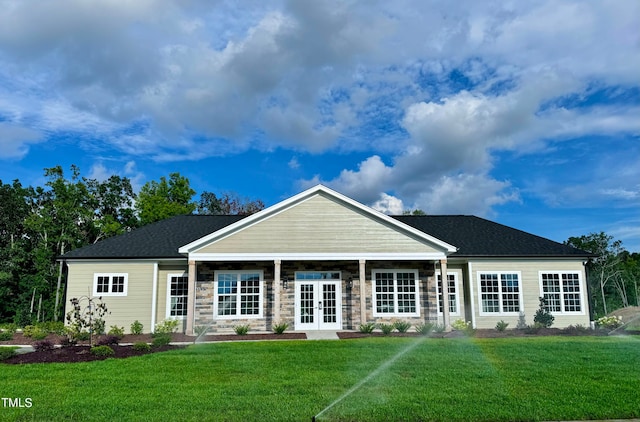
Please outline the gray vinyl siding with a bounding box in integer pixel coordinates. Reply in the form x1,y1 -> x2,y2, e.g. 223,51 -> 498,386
65,262 -> 155,333
196,194 -> 442,254
470,259 -> 589,329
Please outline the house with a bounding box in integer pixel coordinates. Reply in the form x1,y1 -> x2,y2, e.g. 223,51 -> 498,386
61,185 -> 593,334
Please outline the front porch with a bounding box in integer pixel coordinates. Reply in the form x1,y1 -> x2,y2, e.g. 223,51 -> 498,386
185,258 -> 456,335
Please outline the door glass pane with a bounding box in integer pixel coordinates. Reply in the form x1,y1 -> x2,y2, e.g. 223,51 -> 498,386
323,284 -> 337,323
300,284 -> 314,324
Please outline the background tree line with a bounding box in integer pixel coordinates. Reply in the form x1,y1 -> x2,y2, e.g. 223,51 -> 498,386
1,165 -> 638,326
0,165 -> 264,325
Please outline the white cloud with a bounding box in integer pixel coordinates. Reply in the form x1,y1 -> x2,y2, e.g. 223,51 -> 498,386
0,123 -> 43,159
371,193 -> 404,215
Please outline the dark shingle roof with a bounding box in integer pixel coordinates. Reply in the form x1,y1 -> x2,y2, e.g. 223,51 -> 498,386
61,214 -> 592,259
394,215 -> 592,257
62,215 -> 246,259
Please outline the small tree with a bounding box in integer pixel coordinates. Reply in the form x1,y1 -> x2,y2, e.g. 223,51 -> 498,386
533,297 -> 554,328
65,296 -> 109,346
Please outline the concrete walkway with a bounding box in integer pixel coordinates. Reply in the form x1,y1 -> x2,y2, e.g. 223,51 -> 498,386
304,331 -> 339,340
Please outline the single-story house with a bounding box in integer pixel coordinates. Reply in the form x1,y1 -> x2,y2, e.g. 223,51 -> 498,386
61,185 -> 593,334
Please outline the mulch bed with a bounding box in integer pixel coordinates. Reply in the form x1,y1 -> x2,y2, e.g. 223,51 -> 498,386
2,344 -> 183,364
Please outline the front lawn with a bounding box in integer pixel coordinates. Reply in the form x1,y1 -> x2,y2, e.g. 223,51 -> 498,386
1,336 -> 639,421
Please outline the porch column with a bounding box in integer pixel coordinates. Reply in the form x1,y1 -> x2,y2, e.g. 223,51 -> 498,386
186,260 -> 196,336
441,259 -> 451,331
273,259 -> 281,324
359,259 -> 366,324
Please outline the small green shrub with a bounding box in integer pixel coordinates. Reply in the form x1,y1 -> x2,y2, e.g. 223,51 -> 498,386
33,340 -> 55,352
75,330 -> 91,341
154,319 -> 179,335
495,320 -> 509,332
0,331 -> 14,341
234,325 -> 250,335
130,320 -> 144,335
23,325 -> 48,340
152,335 -> 171,347
378,323 -> 395,335
563,324 -> 590,335
415,322 -> 434,335
452,319 -> 470,331
393,321 -> 412,333
39,321 -> 66,335
133,342 -> 151,352
433,323 -> 446,333
0,323 -> 18,334
516,312 -> 528,329
0,347 -> 16,361
90,345 -> 115,357
533,297 -> 554,328
359,322 -> 376,334
107,325 -> 125,339
272,322 -> 289,334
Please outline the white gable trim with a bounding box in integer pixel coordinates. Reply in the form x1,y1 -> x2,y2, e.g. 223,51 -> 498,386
178,184 -> 458,255
190,252 -> 448,261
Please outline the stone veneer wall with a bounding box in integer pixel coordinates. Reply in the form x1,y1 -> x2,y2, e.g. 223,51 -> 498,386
193,260 -> 438,334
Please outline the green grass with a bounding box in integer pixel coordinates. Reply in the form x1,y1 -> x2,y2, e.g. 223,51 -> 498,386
1,336 -> 639,421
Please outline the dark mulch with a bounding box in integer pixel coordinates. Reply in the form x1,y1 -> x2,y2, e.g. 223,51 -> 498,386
2,344 -> 183,365
0,332 -> 307,364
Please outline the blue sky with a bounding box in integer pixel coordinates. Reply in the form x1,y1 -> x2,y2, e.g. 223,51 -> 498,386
0,1 -> 638,251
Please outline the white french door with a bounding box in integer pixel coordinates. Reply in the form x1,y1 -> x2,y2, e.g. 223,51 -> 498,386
294,274 -> 342,331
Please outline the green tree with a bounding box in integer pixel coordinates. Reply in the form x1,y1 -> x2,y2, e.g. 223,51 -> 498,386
136,173 -> 196,225
86,175 -> 138,242
197,191 -> 265,215
565,232 -> 625,317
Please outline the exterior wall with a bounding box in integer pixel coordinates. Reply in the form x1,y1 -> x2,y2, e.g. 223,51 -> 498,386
65,261 -> 156,333
196,194 -> 442,254
157,264 -> 188,332
469,259 -> 589,329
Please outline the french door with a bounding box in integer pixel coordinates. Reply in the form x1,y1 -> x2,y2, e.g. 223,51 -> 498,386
294,274 -> 342,330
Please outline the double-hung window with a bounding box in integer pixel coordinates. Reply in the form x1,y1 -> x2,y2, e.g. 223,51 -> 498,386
373,270 -> 420,317
167,274 -> 188,318
214,271 -> 263,318
539,272 -> 583,313
437,273 -> 459,315
478,272 -> 521,315
93,273 -> 127,296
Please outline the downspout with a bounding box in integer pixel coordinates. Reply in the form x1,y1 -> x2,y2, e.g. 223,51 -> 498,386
151,262 -> 158,332
468,262 -> 476,329
584,260 -> 594,328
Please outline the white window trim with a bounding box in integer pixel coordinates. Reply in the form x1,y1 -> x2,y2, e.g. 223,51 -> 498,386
538,271 -> 586,315
477,271 -> 523,316
166,273 -> 188,320
372,269 -> 420,318
93,273 -> 128,297
436,271 -> 460,316
213,270 -> 264,319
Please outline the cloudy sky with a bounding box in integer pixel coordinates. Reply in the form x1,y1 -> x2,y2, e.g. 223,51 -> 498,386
1,0 -> 638,251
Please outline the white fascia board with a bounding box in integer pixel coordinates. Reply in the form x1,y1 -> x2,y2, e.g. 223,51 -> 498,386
188,252 -> 448,262
178,184 -> 458,254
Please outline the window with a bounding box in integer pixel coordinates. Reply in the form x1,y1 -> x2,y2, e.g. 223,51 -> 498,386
167,274 -> 188,318
373,270 -> 419,317
478,272 -> 521,315
437,273 -> 459,315
214,271 -> 263,318
93,273 -> 127,296
540,272 -> 582,313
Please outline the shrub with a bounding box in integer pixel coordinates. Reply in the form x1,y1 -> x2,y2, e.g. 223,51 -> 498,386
133,342 -> 151,352
65,296 -> 109,346
0,331 -> 14,341
130,320 -> 144,335
433,324 -> 446,333
415,322 -> 435,335
234,325 -> 250,335
39,321 -> 66,335
495,320 -> 509,332
75,331 -> 91,341
90,345 -> 115,357
59,336 -> 76,348
107,325 -> 125,339
393,321 -> 412,333
97,335 -> 120,346
154,319 -> 179,335
516,312 -> 528,329
152,335 -> 171,347
452,319 -> 470,331
563,324 -> 590,335
23,325 -> 48,340
596,315 -> 623,330
33,340 -> 55,352
359,323 -> 376,334
0,347 -> 16,361
524,324 -> 540,334
0,323 -> 18,334
272,322 -> 289,334
378,323 -> 395,335
533,297 -> 554,328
